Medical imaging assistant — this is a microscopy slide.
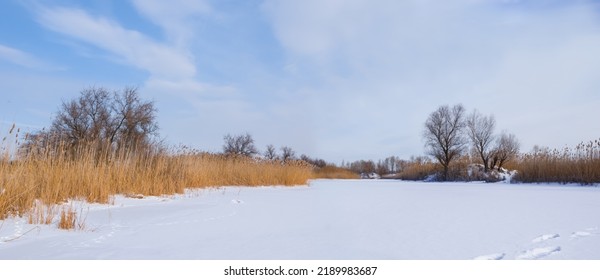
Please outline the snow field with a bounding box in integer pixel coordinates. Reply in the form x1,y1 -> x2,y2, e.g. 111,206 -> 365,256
1,180 -> 599,259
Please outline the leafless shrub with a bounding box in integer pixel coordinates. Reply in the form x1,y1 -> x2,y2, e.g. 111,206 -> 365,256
264,144 -> 277,160
222,133 -> 258,157
300,154 -> 327,168
280,146 -> 295,162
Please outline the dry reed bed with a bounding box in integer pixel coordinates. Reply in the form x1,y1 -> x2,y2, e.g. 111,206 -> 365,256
312,165 -> 360,179
396,159 -> 439,181
0,144 -> 313,221
513,139 -> 600,185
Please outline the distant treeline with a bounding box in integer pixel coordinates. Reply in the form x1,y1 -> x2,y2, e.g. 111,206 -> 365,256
344,104 -> 600,185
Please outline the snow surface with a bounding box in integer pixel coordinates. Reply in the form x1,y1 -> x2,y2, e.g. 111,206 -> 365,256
1,179 -> 600,260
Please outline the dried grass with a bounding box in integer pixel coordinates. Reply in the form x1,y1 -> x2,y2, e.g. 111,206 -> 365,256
0,127 -> 313,224
27,200 -> 56,225
312,165 -> 359,179
396,158 -> 439,181
58,206 -> 77,230
513,139 -> 600,185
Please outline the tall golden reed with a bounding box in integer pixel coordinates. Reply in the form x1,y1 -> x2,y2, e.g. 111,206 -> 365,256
513,139 -> 600,185
0,127 -> 313,221
311,165 -> 360,179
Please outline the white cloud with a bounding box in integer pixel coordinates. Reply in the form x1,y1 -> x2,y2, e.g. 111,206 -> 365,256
21,1 -> 600,162
263,0 -> 600,161
131,0 -> 212,47
0,44 -> 58,70
35,6 -> 197,80
139,76 -> 317,156
31,4 -> 266,154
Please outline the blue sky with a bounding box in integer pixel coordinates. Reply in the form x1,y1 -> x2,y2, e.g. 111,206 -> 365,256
1,0 -> 600,163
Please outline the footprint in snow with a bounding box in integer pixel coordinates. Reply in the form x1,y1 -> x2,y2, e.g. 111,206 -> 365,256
532,233 -> 560,243
474,253 -> 505,260
571,229 -> 599,238
570,227 -> 599,239
91,225 -> 119,244
516,246 -> 561,260
571,231 -> 592,238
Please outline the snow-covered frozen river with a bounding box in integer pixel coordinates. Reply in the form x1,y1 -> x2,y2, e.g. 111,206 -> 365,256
1,179 -> 599,259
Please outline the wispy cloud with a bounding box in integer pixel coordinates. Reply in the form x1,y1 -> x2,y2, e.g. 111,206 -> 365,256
131,0 -> 212,47
19,1 -> 600,161
35,6 -> 196,80
0,44 -> 59,70
263,0 -> 600,160
30,3 -> 256,152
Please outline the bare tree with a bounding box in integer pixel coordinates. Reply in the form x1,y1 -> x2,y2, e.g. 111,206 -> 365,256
223,133 -> 258,157
491,132 -> 520,171
382,156 -> 401,174
110,87 -> 158,151
423,104 -> 467,181
300,154 -> 327,168
466,110 -> 496,172
52,87 -> 112,147
376,159 -> 390,175
280,146 -> 296,162
21,86 -> 159,157
264,144 -> 277,160
348,160 -> 376,174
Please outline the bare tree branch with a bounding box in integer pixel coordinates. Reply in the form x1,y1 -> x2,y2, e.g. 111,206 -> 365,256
223,133 -> 258,157
21,86 -> 159,158
264,144 -> 277,160
466,110 -> 496,172
280,146 -> 295,162
423,104 -> 467,181
491,132 -> 520,171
